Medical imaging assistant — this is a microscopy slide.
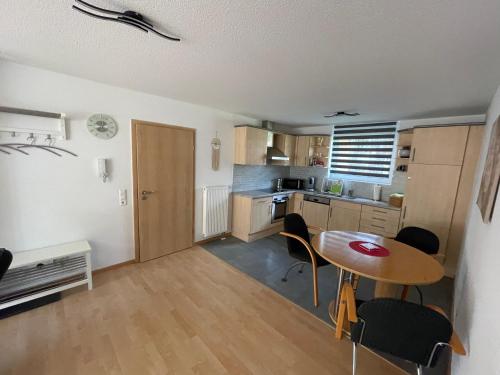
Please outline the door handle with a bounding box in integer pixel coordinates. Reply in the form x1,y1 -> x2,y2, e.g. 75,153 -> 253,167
141,190 -> 155,200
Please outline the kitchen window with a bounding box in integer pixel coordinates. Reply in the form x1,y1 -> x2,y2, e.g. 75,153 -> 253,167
329,122 -> 397,184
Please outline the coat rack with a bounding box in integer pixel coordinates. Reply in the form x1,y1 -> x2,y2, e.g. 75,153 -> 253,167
0,106 -> 77,157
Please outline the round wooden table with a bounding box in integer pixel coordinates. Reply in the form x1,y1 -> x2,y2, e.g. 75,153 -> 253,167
311,231 -> 444,320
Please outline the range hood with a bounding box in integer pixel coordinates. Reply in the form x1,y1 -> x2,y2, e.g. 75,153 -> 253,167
266,131 -> 290,161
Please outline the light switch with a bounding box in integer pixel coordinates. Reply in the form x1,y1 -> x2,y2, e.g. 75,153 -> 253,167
119,189 -> 127,206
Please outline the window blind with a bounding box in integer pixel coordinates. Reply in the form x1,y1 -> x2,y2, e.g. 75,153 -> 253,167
330,122 -> 397,180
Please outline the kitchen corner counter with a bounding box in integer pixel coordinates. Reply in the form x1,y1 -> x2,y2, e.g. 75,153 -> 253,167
232,189 -> 401,211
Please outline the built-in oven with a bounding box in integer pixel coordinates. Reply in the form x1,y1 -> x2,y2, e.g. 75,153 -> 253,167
272,194 -> 289,223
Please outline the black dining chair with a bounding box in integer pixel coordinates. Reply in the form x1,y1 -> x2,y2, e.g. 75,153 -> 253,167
279,213 -> 329,307
350,298 -> 465,375
0,248 -> 13,282
394,226 -> 439,300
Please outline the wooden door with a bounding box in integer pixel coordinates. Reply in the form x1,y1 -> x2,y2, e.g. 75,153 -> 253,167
250,197 -> 272,233
402,163 -> 461,254
328,201 -> 361,231
410,126 -> 469,165
234,126 -> 268,165
294,136 -> 310,166
302,201 -> 330,230
133,121 -> 195,262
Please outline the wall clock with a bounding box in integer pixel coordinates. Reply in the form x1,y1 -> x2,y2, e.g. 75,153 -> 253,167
87,114 -> 118,140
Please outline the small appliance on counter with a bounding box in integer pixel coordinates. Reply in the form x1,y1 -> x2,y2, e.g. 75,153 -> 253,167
373,184 -> 382,201
304,176 -> 316,191
274,178 -> 283,192
282,178 -> 304,190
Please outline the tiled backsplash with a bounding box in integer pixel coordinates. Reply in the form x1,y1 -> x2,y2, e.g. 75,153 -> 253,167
288,166 -> 407,201
233,165 -> 290,192
234,165 -> 408,201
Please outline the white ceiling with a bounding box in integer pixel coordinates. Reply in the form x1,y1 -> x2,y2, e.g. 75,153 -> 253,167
1,0 -> 500,126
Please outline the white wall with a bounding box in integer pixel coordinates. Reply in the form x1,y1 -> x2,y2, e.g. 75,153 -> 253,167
452,86 -> 500,375
0,60 -> 258,269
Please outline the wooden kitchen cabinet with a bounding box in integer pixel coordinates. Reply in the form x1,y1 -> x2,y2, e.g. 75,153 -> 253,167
250,197 -> 272,233
327,201 -> 361,231
273,134 -> 296,166
402,163 -> 462,254
302,201 -> 330,230
294,136 -> 311,166
232,195 -> 281,242
290,193 -> 304,214
234,126 -> 269,165
410,126 -> 469,165
360,205 -> 401,237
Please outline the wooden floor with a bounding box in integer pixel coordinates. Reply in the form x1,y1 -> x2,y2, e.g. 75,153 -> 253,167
0,247 -> 405,375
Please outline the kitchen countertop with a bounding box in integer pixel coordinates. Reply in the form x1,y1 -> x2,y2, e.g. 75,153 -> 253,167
233,189 -> 401,211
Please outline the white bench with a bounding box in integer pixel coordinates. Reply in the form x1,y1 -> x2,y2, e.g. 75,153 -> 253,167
0,241 -> 92,310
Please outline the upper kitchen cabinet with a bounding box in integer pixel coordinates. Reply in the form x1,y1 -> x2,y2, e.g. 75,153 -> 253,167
410,126 -> 469,165
294,136 -> 311,166
234,126 -> 268,165
273,133 -> 296,166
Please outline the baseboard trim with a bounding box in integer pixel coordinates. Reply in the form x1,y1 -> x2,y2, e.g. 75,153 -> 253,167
92,259 -> 136,275
194,232 -> 231,246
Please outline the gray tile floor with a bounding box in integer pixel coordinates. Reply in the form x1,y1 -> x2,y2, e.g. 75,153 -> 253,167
203,234 -> 453,375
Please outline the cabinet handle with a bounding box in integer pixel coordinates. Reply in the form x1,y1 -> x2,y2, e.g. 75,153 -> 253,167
329,206 -> 333,218
372,224 -> 385,229
402,206 -> 407,219
411,148 -> 416,162
372,209 -> 386,214
372,217 -> 386,222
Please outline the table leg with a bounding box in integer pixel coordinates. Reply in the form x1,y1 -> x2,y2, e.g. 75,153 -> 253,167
374,281 -> 399,298
334,268 -> 345,319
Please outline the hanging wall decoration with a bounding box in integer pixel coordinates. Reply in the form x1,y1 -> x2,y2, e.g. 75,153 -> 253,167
477,115 -> 500,223
211,133 -> 221,171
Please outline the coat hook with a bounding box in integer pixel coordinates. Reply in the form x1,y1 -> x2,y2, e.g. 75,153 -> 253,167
26,133 -> 36,145
10,131 -> 16,137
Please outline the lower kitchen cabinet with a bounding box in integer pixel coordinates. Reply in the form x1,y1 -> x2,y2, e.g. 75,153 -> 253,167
250,197 -> 272,233
290,193 -> 304,214
302,200 -> 330,230
327,201 -> 361,231
232,194 -> 283,242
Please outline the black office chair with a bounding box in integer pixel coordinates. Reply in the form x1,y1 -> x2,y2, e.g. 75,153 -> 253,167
0,248 -> 13,281
395,226 -> 440,255
279,213 -> 329,307
350,298 -> 463,375
394,227 -> 439,301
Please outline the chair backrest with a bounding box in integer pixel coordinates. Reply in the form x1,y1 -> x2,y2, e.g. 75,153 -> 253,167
0,248 -> 13,282
283,213 -> 311,261
351,298 -> 452,367
395,226 -> 439,255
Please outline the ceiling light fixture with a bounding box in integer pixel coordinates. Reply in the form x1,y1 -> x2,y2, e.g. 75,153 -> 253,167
72,0 -> 181,42
324,111 -> 360,118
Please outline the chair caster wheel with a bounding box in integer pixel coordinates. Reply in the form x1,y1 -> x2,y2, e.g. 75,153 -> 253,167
281,278 -> 287,282
298,270 -> 303,274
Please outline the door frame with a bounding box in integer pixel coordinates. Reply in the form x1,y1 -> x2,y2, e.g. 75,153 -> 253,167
131,119 -> 196,262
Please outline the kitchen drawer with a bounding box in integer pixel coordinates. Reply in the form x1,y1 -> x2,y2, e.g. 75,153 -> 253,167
360,219 -> 399,235
359,224 -> 397,238
361,205 -> 401,221
331,200 -> 361,211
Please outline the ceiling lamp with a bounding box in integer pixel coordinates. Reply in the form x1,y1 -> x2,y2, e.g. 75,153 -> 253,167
324,111 -> 360,118
72,0 -> 181,42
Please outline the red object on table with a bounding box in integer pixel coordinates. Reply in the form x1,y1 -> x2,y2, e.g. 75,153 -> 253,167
349,241 -> 390,257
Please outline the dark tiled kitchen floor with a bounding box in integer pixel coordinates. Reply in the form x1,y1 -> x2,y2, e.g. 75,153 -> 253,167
203,234 -> 453,375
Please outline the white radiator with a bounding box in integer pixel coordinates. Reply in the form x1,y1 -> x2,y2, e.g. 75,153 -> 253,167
202,185 -> 229,237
